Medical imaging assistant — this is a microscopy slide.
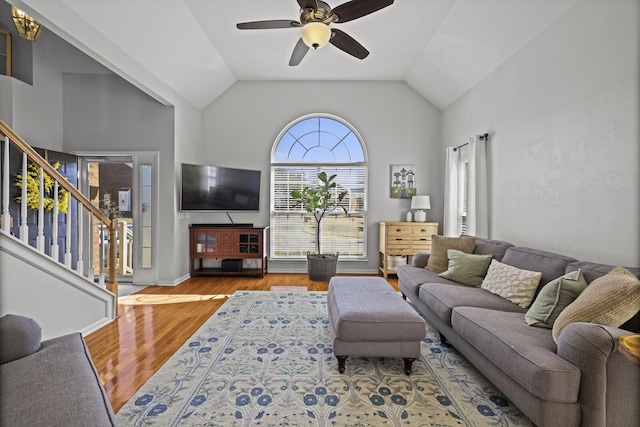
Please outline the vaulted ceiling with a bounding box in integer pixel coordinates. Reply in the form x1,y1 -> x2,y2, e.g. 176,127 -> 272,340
16,0 -> 579,111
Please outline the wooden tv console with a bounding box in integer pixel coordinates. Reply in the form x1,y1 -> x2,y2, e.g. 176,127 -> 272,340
189,224 -> 269,278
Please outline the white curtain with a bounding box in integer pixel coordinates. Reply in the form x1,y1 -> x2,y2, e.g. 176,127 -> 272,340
443,147 -> 460,237
467,135 -> 488,237
442,135 -> 488,238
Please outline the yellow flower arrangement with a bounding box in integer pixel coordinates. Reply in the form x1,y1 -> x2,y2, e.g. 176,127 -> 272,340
15,161 -> 69,214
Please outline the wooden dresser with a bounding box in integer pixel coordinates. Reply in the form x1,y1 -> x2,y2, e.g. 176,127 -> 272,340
378,221 -> 439,278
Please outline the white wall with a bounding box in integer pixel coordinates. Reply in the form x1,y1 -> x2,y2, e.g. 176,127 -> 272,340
0,76 -> 12,124
172,102 -> 202,283
441,0 -> 639,266
61,73 -> 177,283
0,232 -> 115,340
200,81 -> 441,273
8,30 -> 64,150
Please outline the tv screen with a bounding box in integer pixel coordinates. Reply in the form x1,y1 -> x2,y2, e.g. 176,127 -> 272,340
180,163 -> 261,211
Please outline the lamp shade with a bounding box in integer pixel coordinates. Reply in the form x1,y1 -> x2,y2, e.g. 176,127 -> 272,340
410,195 -> 431,210
301,22 -> 331,49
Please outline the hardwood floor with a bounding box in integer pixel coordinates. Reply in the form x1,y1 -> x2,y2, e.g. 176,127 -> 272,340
85,273 -> 399,413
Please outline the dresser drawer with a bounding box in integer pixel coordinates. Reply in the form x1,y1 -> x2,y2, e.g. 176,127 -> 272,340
411,225 -> 436,238
386,244 -> 414,255
412,241 -> 432,252
387,225 -> 412,237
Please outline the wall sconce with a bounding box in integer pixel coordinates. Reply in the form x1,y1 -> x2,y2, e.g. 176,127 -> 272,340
11,6 -> 43,41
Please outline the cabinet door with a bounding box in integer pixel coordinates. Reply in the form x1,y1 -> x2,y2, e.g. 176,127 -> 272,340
194,231 -> 219,256
238,232 -> 262,257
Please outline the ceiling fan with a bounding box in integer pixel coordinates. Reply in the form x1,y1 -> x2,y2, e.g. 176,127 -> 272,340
236,0 -> 394,66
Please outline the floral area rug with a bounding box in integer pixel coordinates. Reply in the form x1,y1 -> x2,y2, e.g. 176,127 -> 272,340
116,291 -> 533,426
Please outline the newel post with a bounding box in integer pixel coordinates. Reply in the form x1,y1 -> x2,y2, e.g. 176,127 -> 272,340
106,212 -> 119,301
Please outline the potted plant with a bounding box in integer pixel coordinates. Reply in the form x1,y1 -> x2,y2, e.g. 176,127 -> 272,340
290,171 -> 348,281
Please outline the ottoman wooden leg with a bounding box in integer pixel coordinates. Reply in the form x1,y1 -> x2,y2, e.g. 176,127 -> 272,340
337,356 -> 348,373
403,358 -> 416,375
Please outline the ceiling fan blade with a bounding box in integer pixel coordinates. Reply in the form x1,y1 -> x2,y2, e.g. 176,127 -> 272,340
330,0 -> 394,23
297,0 -> 318,11
329,29 -> 369,59
237,20 -> 300,30
289,38 -> 310,66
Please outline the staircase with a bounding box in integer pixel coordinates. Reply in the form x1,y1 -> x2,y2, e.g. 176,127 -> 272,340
0,120 -> 117,339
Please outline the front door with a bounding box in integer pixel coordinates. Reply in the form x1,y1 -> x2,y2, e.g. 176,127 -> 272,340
78,152 -> 157,286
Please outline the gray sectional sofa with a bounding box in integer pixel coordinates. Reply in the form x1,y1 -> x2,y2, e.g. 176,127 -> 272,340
397,237 -> 640,427
0,314 -> 116,426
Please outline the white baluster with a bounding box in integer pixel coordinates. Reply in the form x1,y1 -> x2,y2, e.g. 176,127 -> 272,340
76,200 -> 84,275
19,153 -> 28,242
51,181 -> 59,261
36,166 -> 45,251
1,136 -> 11,233
64,204 -> 72,267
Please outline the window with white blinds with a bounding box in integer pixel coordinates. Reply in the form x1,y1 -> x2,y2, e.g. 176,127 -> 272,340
271,115 -> 367,259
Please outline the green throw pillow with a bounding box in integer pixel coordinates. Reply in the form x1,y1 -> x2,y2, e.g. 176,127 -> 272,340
438,249 -> 493,286
525,270 -> 588,329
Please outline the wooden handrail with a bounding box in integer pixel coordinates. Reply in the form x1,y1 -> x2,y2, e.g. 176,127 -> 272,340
0,119 -> 118,301
0,120 -> 111,225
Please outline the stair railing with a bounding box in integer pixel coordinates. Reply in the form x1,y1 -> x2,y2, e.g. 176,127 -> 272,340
0,120 -> 119,299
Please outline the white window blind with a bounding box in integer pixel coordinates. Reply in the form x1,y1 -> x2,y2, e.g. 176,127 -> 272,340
459,161 -> 469,234
270,114 -> 367,260
271,166 -> 366,258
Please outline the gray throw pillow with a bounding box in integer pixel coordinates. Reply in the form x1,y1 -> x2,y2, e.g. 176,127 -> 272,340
439,249 -> 493,286
0,314 -> 42,364
525,270 -> 588,329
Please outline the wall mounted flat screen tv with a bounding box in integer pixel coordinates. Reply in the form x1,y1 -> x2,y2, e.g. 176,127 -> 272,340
180,163 -> 261,211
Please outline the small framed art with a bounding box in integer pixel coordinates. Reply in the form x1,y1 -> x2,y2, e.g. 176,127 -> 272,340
390,164 -> 417,199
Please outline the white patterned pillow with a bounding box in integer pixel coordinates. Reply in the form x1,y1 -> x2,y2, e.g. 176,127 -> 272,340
481,260 -> 542,308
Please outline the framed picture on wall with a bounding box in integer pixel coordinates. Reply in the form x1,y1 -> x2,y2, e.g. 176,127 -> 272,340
390,164 -> 417,199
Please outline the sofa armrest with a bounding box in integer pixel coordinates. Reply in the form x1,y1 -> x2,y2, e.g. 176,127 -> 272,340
557,322 -> 640,427
412,252 -> 430,268
0,314 -> 42,364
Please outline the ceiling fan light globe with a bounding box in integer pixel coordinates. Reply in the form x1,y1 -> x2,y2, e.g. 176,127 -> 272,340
301,22 -> 331,49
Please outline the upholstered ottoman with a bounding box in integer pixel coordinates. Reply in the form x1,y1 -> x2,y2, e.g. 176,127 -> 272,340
327,277 -> 426,375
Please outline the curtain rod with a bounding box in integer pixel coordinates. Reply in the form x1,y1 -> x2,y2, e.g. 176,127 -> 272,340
453,133 -> 489,152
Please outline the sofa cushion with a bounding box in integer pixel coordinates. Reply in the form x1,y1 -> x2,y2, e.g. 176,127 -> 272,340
426,235 -> 476,273
501,247 -> 578,289
0,314 -> 42,364
471,237 -> 514,262
552,267 -> 640,343
565,262 -> 640,332
451,307 -> 581,403
438,249 -> 493,286
397,264 -> 462,301
419,282 -> 525,326
525,270 -> 588,329
481,260 -> 542,308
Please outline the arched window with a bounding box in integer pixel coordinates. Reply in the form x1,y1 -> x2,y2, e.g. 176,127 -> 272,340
271,114 -> 367,259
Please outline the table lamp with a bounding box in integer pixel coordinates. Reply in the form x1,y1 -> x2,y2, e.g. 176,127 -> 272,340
411,195 -> 431,222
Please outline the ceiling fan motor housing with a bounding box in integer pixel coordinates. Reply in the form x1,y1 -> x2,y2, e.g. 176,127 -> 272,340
300,1 -> 333,25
